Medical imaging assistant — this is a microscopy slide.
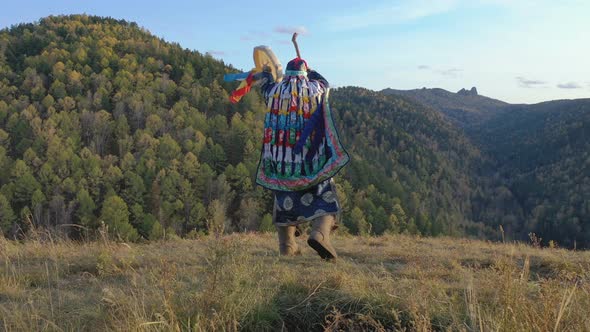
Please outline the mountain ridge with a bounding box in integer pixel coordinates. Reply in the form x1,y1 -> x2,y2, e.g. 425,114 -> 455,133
381,87 -> 510,127
0,14 -> 588,247
381,86 -> 590,248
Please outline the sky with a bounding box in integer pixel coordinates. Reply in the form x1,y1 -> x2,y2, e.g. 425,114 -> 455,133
1,0 -> 589,104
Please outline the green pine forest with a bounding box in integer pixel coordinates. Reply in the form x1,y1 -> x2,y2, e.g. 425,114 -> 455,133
0,15 -> 588,247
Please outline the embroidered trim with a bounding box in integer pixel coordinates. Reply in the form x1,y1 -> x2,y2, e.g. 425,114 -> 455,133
256,89 -> 350,191
285,70 -> 307,76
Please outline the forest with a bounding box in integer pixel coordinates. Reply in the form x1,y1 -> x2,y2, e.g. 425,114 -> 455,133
384,88 -> 590,248
472,100 -> 590,248
0,15 -> 588,247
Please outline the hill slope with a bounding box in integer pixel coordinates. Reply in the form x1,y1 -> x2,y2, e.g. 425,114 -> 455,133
331,87 -> 495,237
1,234 -> 589,331
382,87 -> 590,248
0,15 -> 268,239
0,15 -> 492,241
472,99 -> 590,247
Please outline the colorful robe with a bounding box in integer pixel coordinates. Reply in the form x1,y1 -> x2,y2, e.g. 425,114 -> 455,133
256,70 -> 349,192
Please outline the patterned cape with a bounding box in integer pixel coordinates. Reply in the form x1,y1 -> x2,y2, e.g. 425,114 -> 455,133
256,70 -> 349,191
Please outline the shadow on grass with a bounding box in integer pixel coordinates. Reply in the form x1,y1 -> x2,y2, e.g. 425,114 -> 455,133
241,280 -> 412,331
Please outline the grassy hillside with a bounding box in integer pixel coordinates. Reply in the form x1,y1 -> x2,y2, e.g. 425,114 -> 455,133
1,233 -> 589,331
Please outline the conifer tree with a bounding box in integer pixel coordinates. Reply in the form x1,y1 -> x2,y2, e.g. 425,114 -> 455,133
100,195 -> 138,241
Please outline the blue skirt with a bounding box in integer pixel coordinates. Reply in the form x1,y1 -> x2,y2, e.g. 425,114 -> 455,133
273,179 -> 341,226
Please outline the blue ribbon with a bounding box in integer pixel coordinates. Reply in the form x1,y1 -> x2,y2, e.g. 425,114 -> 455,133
285,70 -> 307,77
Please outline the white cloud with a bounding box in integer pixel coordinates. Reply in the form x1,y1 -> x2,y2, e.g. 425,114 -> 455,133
477,0 -> 538,8
325,0 -> 567,31
240,31 -> 271,42
206,50 -> 225,57
273,26 -> 308,35
557,82 -> 582,89
516,76 -> 546,88
479,0 -> 578,9
327,0 -> 459,30
417,65 -> 462,78
438,68 -> 463,78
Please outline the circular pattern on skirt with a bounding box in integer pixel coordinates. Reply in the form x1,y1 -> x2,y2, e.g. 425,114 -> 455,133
283,196 -> 293,211
301,193 -> 314,206
322,191 -> 336,203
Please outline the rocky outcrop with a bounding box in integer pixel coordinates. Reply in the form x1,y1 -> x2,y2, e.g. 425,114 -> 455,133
457,87 -> 478,96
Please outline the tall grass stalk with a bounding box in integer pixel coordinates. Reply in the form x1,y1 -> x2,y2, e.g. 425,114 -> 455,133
1,233 -> 589,331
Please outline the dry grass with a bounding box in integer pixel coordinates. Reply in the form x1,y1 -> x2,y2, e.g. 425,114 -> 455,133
1,233 -> 589,331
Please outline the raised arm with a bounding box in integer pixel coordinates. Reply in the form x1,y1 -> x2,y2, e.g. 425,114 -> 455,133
308,69 -> 329,88
258,70 -> 278,99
